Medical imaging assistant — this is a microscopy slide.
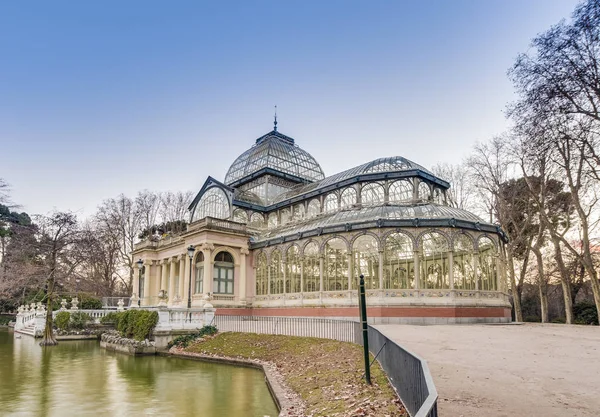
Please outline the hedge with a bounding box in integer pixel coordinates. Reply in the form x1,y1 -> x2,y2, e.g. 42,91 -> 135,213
115,310 -> 159,341
167,325 -> 218,349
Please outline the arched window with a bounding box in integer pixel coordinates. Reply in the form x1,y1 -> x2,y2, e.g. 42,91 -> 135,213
213,251 -> 234,294
267,212 -> 278,229
419,232 -> 449,289
307,199 -> 321,218
233,208 -> 248,223
353,235 -> 379,290
280,208 -> 291,224
478,237 -> 497,291
361,183 -> 385,205
249,212 -> 265,228
256,252 -> 268,296
418,182 -> 431,201
340,187 -> 357,209
292,204 -> 305,221
324,238 -> 348,291
384,233 -> 414,289
303,242 -> 320,292
323,193 -> 338,213
388,180 -> 413,203
193,187 -> 230,221
269,250 -> 284,294
195,252 -> 205,294
434,188 -> 444,205
286,246 -> 301,293
454,234 -> 475,290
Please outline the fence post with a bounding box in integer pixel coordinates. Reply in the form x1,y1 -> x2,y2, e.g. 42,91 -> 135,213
359,274 -> 371,385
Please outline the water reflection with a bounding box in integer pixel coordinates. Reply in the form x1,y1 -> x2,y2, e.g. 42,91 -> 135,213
0,329 -> 278,417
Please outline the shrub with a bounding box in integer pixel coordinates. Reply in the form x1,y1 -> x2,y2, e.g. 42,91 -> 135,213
55,311 -> 71,330
114,310 -> 158,341
573,302 -> 599,325
79,295 -> 103,310
70,312 -> 92,330
167,325 -> 218,349
100,311 -> 124,326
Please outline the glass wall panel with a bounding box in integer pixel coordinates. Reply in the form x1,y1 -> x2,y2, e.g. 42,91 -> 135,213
267,212 -> 278,229
361,183 -> 385,205
307,199 -> 321,218
194,252 -> 205,294
418,182 -> 431,201
303,242 -> 320,292
434,188 -> 444,205
269,249 -> 284,294
340,187 -> 357,209
419,232 -> 449,289
292,204 -> 305,221
193,187 -> 230,221
233,208 -> 248,223
478,237 -> 497,291
249,212 -> 265,228
352,235 -> 379,290
256,252 -> 268,295
384,233 -> 414,289
280,208 -> 291,224
453,234 -> 475,290
286,245 -> 301,293
324,238 -> 348,291
323,193 -> 338,213
388,180 -> 413,203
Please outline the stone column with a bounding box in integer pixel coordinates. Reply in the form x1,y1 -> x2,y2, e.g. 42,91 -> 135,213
143,260 -> 153,303
413,250 -> 420,290
169,257 -> 176,304
132,263 -> 141,299
161,259 -> 168,292
156,262 -> 163,295
201,243 -> 214,294
183,252 -> 191,307
240,247 -> 249,302
178,255 -> 186,302
448,251 -> 454,290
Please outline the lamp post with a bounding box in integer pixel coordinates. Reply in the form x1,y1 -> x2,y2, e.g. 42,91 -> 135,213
188,245 -> 196,322
136,259 -> 144,307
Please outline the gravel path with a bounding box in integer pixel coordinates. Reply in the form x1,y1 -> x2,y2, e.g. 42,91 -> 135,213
375,323 -> 600,417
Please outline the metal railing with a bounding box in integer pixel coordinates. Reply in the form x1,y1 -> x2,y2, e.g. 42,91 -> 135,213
214,314 -> 438,417
213,315 -> 357,343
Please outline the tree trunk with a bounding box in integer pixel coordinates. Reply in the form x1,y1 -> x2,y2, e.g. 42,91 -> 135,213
550,236 -> 574,324
532,247 -> 548,323
506,244 -> 523,322
40,277 -> 57,346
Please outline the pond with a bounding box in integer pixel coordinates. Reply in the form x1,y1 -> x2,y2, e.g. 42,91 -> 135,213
0,329 -> 278,417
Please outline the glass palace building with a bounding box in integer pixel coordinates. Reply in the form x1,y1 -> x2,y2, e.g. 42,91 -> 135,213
132,126 -> 511,323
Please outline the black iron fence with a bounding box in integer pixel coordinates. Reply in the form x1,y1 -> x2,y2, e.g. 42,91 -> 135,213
213,314 -> 438,417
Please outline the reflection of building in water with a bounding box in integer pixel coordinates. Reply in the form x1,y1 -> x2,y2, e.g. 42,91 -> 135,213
133,123 -> 511,323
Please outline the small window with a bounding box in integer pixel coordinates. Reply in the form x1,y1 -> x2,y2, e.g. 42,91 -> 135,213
215,251 -> 234,263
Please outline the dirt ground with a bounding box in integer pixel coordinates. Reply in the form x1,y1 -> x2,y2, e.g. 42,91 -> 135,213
375,323 -> 600,417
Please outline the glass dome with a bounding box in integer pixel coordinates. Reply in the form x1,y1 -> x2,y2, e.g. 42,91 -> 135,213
225,130 -> 325,185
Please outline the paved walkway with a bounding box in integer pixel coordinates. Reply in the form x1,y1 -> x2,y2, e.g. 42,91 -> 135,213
374,323 -> 600,417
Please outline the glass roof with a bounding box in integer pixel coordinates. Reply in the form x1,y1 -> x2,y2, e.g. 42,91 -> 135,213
225,130 -> 325,185
269,156 -> 439,205
253,203 -> 487,242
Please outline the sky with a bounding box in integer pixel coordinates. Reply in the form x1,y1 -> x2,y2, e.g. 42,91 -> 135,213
0,0 -> 581,217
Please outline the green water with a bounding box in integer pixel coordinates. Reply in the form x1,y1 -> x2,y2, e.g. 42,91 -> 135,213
0,329 -> 278,417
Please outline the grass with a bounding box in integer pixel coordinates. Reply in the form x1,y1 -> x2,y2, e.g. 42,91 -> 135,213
182,332 -> 407,416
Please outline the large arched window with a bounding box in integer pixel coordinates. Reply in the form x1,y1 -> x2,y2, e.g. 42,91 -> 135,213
256,252 -> 268,296
418,182 -> 431,201
388,180 -> 413,203
419,232 -> 449,289
303,242 -> 320,292
454,234 -> 475,290
323,193 -> 338,213
194,252 -> 205,294
384,233 -> 414,289
269,249 -> 284,294
286,245 -> 301,293
233,208 -> 248,223
292,204 -> 305,221
361,183 -> 385,205
324,238 -> 348,291
249,212 -> 265,228
193,187 -> 230,221
213,251 -> 234,294
340,187 -> 357,209
280,208 -> 291,224
307,199 -> 321,218
353,235 -> 379,290
478,237 -> 497,291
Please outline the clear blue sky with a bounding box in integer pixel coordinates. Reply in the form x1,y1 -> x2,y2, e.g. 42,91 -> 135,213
0,0 -> 580,216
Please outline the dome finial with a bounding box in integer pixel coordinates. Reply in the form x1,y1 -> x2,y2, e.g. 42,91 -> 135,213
274,105 -> 278,131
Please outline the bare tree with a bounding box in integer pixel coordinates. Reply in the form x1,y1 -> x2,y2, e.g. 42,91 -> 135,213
158,191 -> 194,224
430,162 -> 478,212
